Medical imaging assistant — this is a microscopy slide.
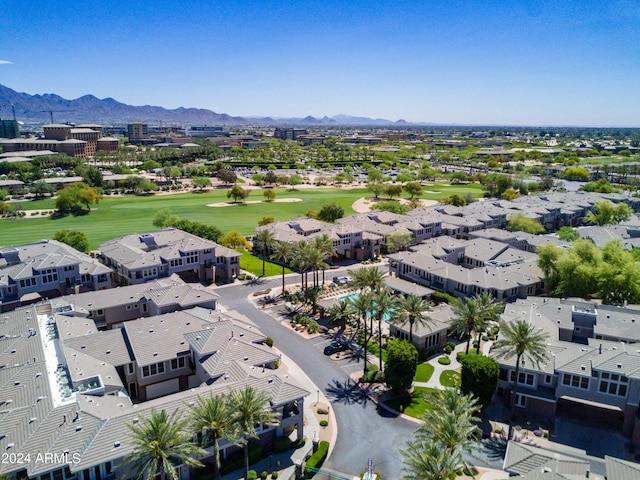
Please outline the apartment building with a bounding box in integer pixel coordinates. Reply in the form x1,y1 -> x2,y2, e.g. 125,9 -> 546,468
0,240 -> 113,312
99,228 -> 240,285
495,297 -> 640,447
0,300 -> 309,480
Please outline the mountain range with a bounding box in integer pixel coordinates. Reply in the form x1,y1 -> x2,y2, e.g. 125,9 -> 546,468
0,84 -> 411,127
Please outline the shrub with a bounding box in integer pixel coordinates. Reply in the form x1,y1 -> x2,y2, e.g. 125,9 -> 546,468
431,291 -> 456,304
263,336 -> 274,348
273,436 -> 292,453
365,363 -> 379,373
316,408 -> 328,415
272,472 -> 278,479
248,470 -> 258,480
362,370 -> 385,383
438,356 -> 451,365
220,444 -> 262,474
320,420 -> 329,427
304,441 -> 329,478
446,341 -> 456,351
261,471 -> 268,479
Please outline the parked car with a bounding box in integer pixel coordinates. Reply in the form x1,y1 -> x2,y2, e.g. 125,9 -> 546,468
324,341 -> 350,355
333,275 -> 352,285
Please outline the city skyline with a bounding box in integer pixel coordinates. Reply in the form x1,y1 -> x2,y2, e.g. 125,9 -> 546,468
1,0 -> 639,127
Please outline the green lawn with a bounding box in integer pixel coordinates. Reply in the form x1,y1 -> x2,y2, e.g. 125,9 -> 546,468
382,386 -> 435,418
439,369 -> 461,388
0,183 -> 484,250
238,249 -> 294,277
414,363 -> 435,383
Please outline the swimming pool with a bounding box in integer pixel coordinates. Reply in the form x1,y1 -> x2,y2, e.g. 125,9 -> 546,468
339,293 -> 395,322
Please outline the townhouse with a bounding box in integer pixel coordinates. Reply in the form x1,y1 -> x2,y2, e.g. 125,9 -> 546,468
99,228 -> 240,285
0,300 -> 308,480
0,240 -> 112,312
495,297 -> 640,447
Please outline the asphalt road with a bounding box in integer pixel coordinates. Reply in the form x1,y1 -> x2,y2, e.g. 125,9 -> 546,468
214,269 -> 503,478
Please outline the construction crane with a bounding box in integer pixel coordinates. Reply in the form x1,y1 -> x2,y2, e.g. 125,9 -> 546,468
41,110 -> 68,124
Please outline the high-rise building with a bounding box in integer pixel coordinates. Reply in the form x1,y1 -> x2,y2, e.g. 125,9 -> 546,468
0,119 -> 19,139
127,122 -> 149,143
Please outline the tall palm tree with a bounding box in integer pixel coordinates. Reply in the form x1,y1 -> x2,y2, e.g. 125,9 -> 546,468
230,386 -> 280,480
492,320 -> 549,422
401,439 -> 462,480
395,293 -> 433,344
189,393 -> 234,480
372,288 -> 396,371
349,291 -> 374,365
292,241 -> 312,290
125,408 -> 205,480
450,297 -> 480,354
270,241 -> 292,294
473,292 -> 503,354
253,229 -> 275,276
312,234 -> 336,285
327,298 -> 352,331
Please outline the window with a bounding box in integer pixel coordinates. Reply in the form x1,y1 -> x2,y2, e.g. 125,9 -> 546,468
598,371 -> 628,397
142,362 -> 165,377
515,394 -> 526,408
561,374 -> 589,390
544,375 -> 552,385
171,355 -> 187,370
509,371 -> 535,386
128,363 -> 134,374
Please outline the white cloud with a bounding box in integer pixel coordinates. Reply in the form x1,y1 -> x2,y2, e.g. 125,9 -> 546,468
0,60 -> 12,65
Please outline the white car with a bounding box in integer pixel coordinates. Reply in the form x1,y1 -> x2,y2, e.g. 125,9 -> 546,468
333,276 -> 352,285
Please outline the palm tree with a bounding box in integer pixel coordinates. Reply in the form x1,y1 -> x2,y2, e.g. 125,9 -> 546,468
450,297 -> 480,354
292,241 -> 312,290
473,292 -> 503,354
253,229 -> 275,276
230,386 -> 280,480
270,241 -> 292,295
401,439 -> 462,480
312,234 -> 336,285
125,408 -> 205,480
189,393 -> 234,480
395,293 -> 433,344
351,266 -> 386,292
492,320 -> 549,422
327,298 -> 352,331
349,291 -> 374,364
372,288 -> 396,371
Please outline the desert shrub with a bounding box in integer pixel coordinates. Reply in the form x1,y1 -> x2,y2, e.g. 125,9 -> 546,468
263,336 -> 274,347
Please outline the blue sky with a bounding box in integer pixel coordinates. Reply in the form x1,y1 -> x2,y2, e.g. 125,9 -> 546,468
1,0 -> 639,126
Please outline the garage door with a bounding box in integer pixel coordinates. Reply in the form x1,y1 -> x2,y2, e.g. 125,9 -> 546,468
146,378 -> 180,400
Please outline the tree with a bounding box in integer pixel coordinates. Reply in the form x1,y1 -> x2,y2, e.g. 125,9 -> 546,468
384,338 -> 418,391
401,438 -> 462,480
506,213 -> 544,234
258,215 -> 275,226
403,182 -> 423,199
372,288 -> 396,370
288,174 -> 303,189
387,231 -> 413,253
216,169 -> 237,184
584,200 -> 633,226
218,230 -> 251,250
54,230 -> 89,253
189,393 -> 233,480
318,202 -> 344,223
563,167 -> 590,181
367,181 -> 385,199
501,188 -> 520,200
227,184 -> 249,203
54,182 -> 101,213
459,353 -> 499,410
254,228 -> 276,276
396,170 -> 415,183
229,387 -> 280,480
395,293 -> 432,344
384,184 -> 402,199
557,226 -> 579,241
450,297 -> 480,354
30,181 -> 54,198
125,408 -> 205,480
473,292 -> 502,354
263,170 -> 278,185
82,165 -> 103,187
262,189 -> 276,202
349,290 -> 374,360
135,179 -> 159,193
192,177 -> 212,190
597,239 -> 640,304
351,266 -> 386,293
492,320 -> 549,421
327,299 -> 353,331
153,209 -> 179,228
271,241 -> 292,294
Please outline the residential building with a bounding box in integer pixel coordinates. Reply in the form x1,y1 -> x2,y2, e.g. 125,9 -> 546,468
99,228 -> 240,284
0,239 -> 112,312
0,300 -> 309,480
388,302 -> 451,351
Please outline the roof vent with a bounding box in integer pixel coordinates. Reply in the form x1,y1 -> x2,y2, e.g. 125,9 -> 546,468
617,363 -> 622,368
114,442 -> 121,448
244,356 -> 249,361
75,426 -> 82,432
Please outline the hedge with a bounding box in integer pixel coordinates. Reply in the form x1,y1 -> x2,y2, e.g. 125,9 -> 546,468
304,441 -> 329,478
273,436 -> 292,453
220,444 -> 262,475
438,356 -> 451,365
